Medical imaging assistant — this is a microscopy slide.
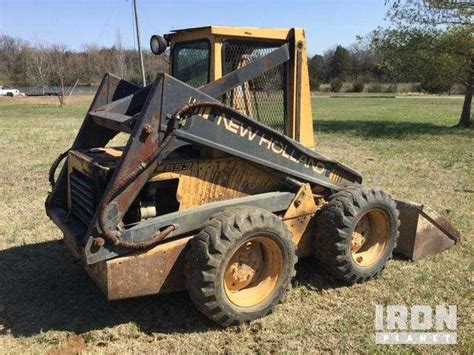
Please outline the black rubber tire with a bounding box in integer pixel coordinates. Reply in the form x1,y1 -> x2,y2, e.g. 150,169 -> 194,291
185,207 -> 297,327
6,92 -> 13,97
314,186 -> 400,284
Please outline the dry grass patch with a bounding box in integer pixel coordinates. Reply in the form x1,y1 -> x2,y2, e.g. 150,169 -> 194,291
0,95 -> 472,353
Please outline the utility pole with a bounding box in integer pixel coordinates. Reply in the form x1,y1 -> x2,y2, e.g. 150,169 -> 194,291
133,0 -> 146,86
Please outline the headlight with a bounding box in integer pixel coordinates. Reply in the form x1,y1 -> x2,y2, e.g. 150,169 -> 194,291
150,35 -> 168,55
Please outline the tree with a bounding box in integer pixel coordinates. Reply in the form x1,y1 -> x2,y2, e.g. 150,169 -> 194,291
328,45 -> 352,80
382,0 -> 473,127
375,28 -> 469,88
0,34 -> 27,86
25,42 -> 51,95
144,49 -> 170,84
308,54 -> 324,90
80,44 -> 103,86
49,44 -> 79,106
113,29 -> 127,79
349,34 -> 380,82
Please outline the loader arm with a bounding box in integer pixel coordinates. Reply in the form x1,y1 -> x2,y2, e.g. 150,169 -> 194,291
172,101 -> 362,189
84,73 -> 361,262
44,42 -> 363,264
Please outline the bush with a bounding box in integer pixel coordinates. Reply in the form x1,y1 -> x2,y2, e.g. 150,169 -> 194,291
366,83 -> 383,93
420,79 -> 450,94
341,83 -> 354,93
352,80 -> 365,93
396,83 -> 411,93
395,83 -> 423,93
450,84 -> 466,95
318,84 -> 331,93
309,79 -> 320,92
411,83 -> 423,93
384,84 -> 397,93
330,78 -> 344,93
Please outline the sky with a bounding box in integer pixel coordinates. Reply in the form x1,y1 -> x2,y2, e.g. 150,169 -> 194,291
0,0 -> 389,55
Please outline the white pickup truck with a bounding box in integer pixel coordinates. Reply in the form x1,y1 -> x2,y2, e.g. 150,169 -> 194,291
0,86 -> 24,97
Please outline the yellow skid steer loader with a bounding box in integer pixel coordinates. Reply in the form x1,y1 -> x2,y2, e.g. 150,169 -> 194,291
46,26 -> 460,326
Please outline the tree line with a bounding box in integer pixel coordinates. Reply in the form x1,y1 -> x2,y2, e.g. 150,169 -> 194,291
0,33 -> 169,104
308,36 -> 386,93
0,1 -> 471,126
1,31 -> 466,95
308,0 -> 471,127
308,27 -> 470,96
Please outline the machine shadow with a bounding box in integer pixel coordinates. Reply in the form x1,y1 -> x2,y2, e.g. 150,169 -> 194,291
0,240 -> 218,337
293,257 -> 347,291
313,119 -> 465,139
0,240 -> 349,337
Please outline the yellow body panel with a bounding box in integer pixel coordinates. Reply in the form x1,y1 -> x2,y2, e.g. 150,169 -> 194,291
150,157 -> 284,210
283,183 -> 320,257
170,26 -> 293,41
290,29 -> 315,148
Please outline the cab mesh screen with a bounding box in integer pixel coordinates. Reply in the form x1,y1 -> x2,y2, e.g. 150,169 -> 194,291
222,40 -> 287,133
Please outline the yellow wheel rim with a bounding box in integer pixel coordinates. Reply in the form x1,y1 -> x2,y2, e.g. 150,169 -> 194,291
223,236 -> 283,308
350,208 -> 389,267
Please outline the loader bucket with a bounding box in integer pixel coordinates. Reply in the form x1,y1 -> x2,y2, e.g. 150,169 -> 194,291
394,199 -> 461,261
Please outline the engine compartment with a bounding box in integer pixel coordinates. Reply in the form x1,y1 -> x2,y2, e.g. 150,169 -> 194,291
66,147 -> 284,231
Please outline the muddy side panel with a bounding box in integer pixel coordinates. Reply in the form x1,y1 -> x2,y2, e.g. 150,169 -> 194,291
150,157 -> 285,210
86,237 -> 192,300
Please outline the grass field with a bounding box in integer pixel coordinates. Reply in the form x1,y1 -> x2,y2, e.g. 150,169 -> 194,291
0,95 -> 472,353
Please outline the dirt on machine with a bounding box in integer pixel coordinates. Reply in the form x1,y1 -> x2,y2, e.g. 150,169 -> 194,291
45,26 -> 460,326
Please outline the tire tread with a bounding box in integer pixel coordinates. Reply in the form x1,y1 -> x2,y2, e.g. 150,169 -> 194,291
186,207 -> 297,326
314,185 -> 400,284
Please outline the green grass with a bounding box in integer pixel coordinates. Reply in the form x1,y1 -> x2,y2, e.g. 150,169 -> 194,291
313,97 -> 473,234
0,95 -> 472,353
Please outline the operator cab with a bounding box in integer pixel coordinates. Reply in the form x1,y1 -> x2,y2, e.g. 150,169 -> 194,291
150,26 -> 314,148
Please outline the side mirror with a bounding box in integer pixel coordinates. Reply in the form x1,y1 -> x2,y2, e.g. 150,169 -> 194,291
150,35 -> 168,55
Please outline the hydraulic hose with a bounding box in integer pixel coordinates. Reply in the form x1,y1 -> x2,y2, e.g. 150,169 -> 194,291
97,101 -> 243,249
97,130 -> 175,249
173,101 -> 252,127
49,150 -> 69,187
